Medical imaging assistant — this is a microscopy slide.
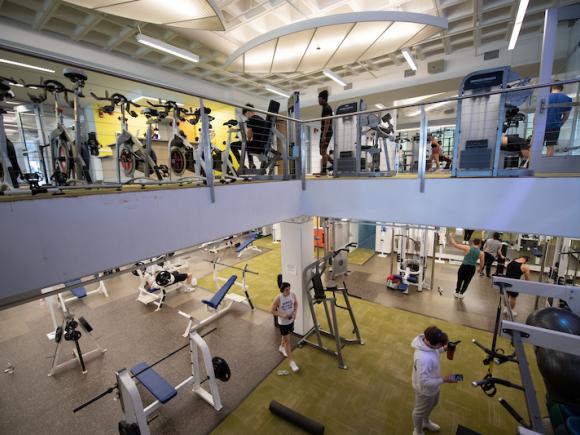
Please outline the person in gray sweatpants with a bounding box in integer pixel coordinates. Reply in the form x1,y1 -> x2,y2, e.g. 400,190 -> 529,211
411,326 -> 457,435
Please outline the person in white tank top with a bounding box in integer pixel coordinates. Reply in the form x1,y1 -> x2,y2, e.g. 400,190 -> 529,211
271,282 -> 299,372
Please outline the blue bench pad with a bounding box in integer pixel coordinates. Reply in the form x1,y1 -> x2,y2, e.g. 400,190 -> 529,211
236,235 -> 257,253
202,275 -> 237,309
131,362 -> 177,404
66,279 -> 87,299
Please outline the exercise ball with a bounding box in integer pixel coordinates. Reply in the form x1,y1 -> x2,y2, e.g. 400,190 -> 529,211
527,308 -> 580,405
526,307 -> 580,335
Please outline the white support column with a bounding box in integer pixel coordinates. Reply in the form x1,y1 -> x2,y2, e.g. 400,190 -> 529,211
280,217 -> 315,336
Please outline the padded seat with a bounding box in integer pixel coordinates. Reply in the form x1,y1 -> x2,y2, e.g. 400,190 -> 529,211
131,362 -> 177,404
202,275 -> 237,309
236,235 -> 257,253
66,279 -> 87,299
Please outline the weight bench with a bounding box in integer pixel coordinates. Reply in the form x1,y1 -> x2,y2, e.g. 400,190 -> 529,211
131,363 -> 177,404
179,275 -> 248,337
236,234 -> 262,257
115,330 -> 224,435
136,265 -> 193,311
58,278 -> 109,312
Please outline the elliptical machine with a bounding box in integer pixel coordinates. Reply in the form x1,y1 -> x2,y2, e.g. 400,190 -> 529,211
91,92 -> 163,182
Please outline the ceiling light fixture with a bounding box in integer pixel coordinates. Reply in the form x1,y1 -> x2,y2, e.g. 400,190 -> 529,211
408,99 -> 454,117
375,103 -> 386,109
136,34 -> 199,63
265,85 -> 290,98
0,59 -> 55,73
508,0 -> 529,50
401,48 -> 417,71
323,68 -> 347,87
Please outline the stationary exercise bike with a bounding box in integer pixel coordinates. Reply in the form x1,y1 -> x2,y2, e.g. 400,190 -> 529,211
220,119 -> 243,183
26,71 -> 97,185
91,92 -> 163,182
0,77 -> 23,191
146,99 -> 205,182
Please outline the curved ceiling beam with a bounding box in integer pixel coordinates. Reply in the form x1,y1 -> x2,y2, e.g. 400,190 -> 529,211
223,11 -> 448,68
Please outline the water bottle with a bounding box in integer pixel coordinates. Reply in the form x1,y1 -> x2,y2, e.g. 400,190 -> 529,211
277,370 -> 290,376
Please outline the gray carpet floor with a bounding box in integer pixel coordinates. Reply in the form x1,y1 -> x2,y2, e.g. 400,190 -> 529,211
0,252 -> 283,435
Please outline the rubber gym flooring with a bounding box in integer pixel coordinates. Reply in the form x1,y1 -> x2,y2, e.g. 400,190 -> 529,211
0,236 -> 547,434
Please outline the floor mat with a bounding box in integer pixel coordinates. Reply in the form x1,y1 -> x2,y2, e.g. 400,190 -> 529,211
348,248 -> 375,265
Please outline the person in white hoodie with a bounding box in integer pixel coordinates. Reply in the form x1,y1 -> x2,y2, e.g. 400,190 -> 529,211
411,326 -> 457,435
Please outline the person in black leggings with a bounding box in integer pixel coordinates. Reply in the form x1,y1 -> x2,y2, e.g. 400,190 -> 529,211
503,256 -> 530,317
449,234 -> 484,299
463,229 -> 474,244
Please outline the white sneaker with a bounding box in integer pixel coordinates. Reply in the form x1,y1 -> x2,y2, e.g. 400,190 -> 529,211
413,430 -> 425,435
456,293 -> 465,299
423,420 -> 440,432
290,361 -> 299,372
453,292 -> 459,298
278,346 -> 287,358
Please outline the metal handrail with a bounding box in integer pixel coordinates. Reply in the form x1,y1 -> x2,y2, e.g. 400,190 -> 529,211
303,77 -> 580,123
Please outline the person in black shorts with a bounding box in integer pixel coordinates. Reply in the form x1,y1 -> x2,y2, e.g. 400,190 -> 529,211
500,134 -> 530,167
241,104 -> 270,169
271,281 -> 299,372
318,90 -> 333,175
503,256 -> 530,317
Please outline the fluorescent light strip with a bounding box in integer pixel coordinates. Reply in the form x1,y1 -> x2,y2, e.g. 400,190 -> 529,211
265,85 -> 290,98
323,69 -> 347,87
508,0 -> 529,50
0,59 -> 55,73
408,99 -> 454,117
401,48 -> 417,71
136,34 -> 199,63
375,103 -> 386,109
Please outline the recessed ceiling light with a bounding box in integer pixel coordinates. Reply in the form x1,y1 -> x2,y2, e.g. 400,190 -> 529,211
265,85 -> 290,98
0,59 -> 55,73
323,69 -> 347,87
136,34 -> 199,63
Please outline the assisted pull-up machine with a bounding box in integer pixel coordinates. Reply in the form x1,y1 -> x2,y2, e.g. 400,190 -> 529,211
299,253 -> 363,369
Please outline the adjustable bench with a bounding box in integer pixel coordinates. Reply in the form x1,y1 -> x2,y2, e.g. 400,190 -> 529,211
131,362 -> 177,404
236,234 -> 262,257
179,275 -> 247,337
58,277 -> 109,312
202,275 -> 238,309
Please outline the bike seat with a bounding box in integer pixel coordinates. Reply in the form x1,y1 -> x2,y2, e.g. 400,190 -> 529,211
223,119 -> 238,127
0,78 -> 11,92
143,108 -> 159,117
64,67 -> 88,84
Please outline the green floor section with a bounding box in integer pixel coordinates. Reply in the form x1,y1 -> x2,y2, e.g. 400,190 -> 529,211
213,297 -> 546,435
200,237 -> 547,435
348,248 -> 375,265
197,237 -> 281,312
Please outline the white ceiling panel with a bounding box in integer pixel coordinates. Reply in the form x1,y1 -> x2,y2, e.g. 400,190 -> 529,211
360,21 -> 425,61
271,29 -> 315,73
298,23 -> 353,72
327,21 -> 390,68
244,39 -> 277,74
99,0 -> 214,24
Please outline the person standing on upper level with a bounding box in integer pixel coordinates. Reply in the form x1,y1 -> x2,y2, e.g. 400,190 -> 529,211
544,82 -> 573,157
449,233 -> 484,299
318,90 -> 334,175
